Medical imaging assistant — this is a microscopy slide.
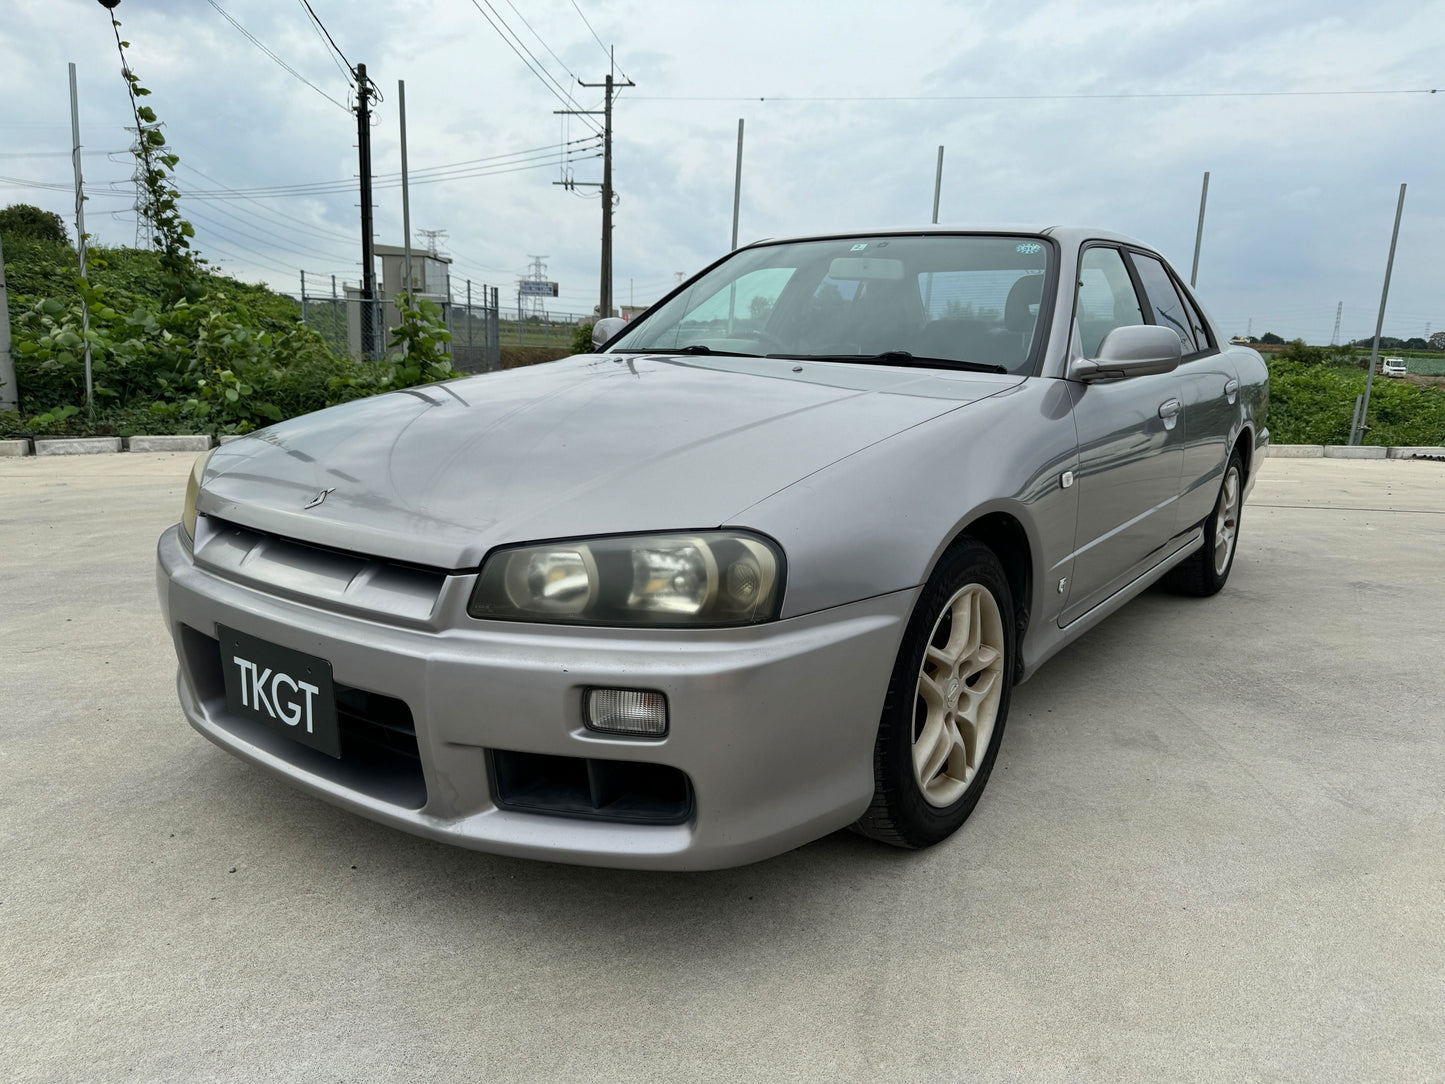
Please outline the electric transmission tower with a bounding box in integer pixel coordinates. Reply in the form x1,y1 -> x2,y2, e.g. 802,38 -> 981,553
520,255 -> 549,322
416,228 -> 447,257
1330,301 -> 1343,346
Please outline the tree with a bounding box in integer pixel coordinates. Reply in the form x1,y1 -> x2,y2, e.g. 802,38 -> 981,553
0,204 -> 68,245
1259,332 -> 1285,345
1429,331 -> 1445,351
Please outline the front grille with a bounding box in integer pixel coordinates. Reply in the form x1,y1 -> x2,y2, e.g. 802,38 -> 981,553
180,626 -> 427,809
489,749 -> 693,825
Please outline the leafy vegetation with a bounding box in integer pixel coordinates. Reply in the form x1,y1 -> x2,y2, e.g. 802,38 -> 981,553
0,204 -> 67,245
0,20 -> 457,440
1267,356 -> 1445,446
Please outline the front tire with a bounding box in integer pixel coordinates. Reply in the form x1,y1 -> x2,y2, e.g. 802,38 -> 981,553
854,540 -> 1016,850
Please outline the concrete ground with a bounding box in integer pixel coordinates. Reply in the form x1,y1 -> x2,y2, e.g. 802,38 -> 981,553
1,453 -> 1442,1082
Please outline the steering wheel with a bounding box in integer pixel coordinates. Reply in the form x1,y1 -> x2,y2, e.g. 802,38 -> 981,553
734,328 -> 789,353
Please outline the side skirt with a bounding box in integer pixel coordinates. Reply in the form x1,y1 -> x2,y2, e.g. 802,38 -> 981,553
1015,526 -> 1204,683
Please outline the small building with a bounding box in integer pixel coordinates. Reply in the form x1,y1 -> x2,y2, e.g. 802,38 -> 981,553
346,244 -> 453,357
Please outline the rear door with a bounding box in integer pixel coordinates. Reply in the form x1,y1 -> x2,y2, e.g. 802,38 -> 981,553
1128,251 -> 1235,531
1061,244 -> 1186,625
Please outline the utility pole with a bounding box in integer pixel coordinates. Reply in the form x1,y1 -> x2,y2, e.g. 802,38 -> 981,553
300,270 -> 308,325
68,62 -> 94,416
0,231 -> 13,413
1190,171 -> 1210,288
556,52 -> 633,320
1352,183 -> 1407,446
1330,301 -> 1343,347
932,145 -> 944,225
731,119 -> 745,249
355,62 -> 378,359
398,79 -> 412,308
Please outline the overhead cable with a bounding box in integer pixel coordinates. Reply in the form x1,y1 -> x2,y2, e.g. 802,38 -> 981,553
204,0 -> 350,112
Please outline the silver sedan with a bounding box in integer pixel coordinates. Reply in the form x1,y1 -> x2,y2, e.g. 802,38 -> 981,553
157,227 -> 1268,869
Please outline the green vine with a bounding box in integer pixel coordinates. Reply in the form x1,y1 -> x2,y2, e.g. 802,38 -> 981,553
108,15 -> 200,304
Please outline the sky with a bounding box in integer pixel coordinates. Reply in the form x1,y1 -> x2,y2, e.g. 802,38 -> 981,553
1,0 -> 1441,344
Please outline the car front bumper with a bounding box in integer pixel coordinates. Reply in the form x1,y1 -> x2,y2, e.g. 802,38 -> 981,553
157,524 -> 914,870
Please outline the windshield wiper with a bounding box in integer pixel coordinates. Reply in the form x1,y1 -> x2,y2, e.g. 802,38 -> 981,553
776,350 -> 1009,374
610,344 -> 765,358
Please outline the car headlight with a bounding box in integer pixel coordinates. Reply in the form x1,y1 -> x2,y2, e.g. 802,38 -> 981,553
468,531 -> 784,627
181,447 -> 216,542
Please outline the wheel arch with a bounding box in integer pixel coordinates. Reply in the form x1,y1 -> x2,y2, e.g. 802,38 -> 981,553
942,507 -> 1036,682
1232,424 -> 1254,481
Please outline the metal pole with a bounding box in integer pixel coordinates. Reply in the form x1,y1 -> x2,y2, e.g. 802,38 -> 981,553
731,118 -> 744,250
1353,182 -> 1407,445
399,80 -> 412,312
355,63 -> 377,359
932,145 -> 944,225
300,270 -> 307,325
600,70 -> 614,319
467,279 -> 473,348
0,231 -> 14,412
1190,171 -> 1210,288
1349,394 -> 1364,442
331,274 -> 338,344
68,62 -> 93,416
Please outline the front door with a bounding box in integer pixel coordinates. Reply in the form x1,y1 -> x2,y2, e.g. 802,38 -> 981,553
1061,245 -> 1185,624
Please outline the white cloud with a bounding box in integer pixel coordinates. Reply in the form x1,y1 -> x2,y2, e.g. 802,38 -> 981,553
1,0 -> 1440,341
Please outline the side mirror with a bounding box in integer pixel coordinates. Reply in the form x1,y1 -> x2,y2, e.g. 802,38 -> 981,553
1070,324 -> 1182,382
592,317 -> 627,349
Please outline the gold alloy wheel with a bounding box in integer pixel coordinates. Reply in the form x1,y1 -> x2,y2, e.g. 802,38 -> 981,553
1213,465 -> 1241,577
912,583 -> 1006,808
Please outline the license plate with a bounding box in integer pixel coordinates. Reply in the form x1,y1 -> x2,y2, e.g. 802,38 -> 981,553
218,625 -> 340,758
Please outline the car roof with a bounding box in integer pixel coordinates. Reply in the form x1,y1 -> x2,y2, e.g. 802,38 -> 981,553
740,225 -> 1155,251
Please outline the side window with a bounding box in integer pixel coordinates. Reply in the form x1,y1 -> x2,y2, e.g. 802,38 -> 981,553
677,267 -> 796,335
1075,247 -> 1145,358
1131,253 -> 1199,353
1174,280 -> 1213,352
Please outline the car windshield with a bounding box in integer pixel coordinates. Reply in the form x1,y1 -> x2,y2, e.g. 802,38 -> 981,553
609,234 -> 1053,375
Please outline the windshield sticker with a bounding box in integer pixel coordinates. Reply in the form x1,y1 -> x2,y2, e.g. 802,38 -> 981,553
850,243 -> 869,251
1016,242 -> 1043,255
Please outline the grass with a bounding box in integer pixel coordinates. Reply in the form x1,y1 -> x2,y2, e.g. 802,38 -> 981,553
1267,358 -> 1445,446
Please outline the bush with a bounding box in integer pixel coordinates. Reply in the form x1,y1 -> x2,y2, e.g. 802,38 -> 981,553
1267,358 -> 1445,446
572,322 -> 595,354
0,203 -> 68,245
1,265 -> 459,439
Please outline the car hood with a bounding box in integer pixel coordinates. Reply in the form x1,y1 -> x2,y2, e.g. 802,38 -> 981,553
199,353 -> 1020,569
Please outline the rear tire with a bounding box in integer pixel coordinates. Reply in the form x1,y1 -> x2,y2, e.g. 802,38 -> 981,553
1166,450 -> 1244,597
854,540 -> 1016,850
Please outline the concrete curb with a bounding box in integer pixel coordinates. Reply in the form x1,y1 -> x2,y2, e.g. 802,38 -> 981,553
0,438 -> 33,457
33,437 -> 124,456
217,435 -> 248,444
1267,445 -> 1324,458
1387,446 -> 1445,460
1325,445 -> 1388,459
125,434 -> 214,453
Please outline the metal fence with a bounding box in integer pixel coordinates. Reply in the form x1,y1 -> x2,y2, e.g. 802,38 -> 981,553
298,281 -> 504,373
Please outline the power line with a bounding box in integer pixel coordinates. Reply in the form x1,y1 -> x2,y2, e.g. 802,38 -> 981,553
503,0 -> 580,83
204,0 -> 350,112
568,0 -> 629,82
174,161 -> 359,244
298,0 -> 353,74
465,0 -> 604,136
629,88 -> 1440,103
172,145 -> 599,199
295,0 -> 352,86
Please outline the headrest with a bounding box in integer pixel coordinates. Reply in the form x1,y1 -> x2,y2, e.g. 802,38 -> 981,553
1004,274 -> 1043,333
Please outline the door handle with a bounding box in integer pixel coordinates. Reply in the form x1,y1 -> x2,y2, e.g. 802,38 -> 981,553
1224,378 -> 1240,395
1158,399 -> 1181,419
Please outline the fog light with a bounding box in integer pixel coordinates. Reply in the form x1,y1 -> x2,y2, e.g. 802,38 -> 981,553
585,688 -> 668,737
